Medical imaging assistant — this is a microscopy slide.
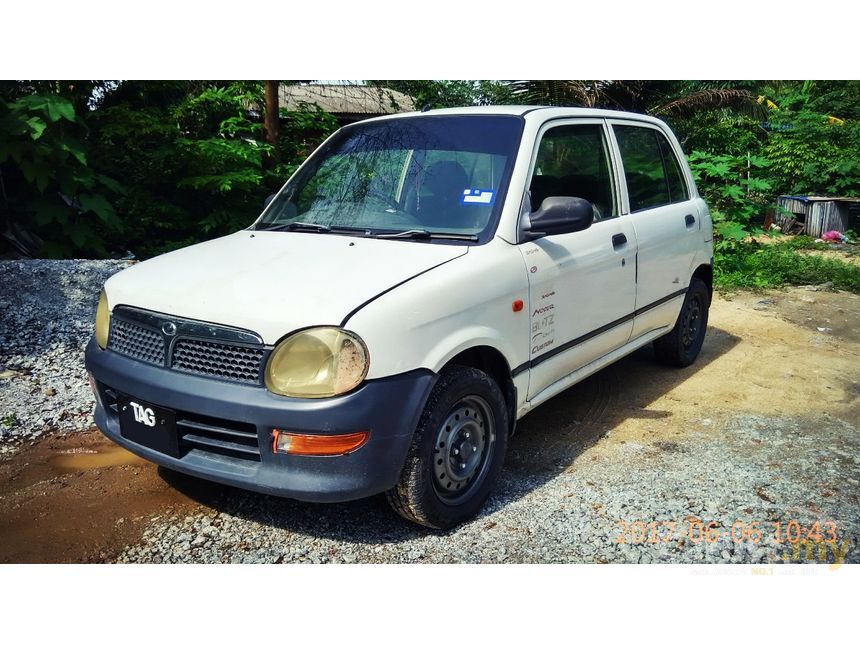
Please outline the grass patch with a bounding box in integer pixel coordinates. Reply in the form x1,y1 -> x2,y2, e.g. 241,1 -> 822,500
773,234 -> 824,250
716,242 -> 860,293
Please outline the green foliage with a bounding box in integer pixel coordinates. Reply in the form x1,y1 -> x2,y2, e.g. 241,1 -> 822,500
772,234 -> 822,250
715,241 -> 860,293
763,108 -> 860,197
672,111 -> 765,157
683,82 -> 860,275
274,101 -> 339,180
687,150 -> 773,251
0,93 -> 122,257
84,82 -> 339,257
2,79 -> 859,272
0,81 -> 342,259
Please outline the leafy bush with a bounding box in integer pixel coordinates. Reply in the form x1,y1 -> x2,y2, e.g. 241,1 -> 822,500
0,94 -> 122,257
85,82 -> 337,258
764,108 -> 860,197
87,83 -> 272,257
687,150 -> 774,251
276,101 -> 338,177
0,82 -> 341,259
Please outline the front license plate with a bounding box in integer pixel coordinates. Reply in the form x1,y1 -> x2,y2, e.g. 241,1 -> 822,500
118,395 -> 180,458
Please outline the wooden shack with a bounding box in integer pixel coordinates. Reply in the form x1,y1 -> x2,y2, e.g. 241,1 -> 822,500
775,196 -> 860,237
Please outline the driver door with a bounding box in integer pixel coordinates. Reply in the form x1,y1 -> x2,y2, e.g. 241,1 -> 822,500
519,120 -> 638,400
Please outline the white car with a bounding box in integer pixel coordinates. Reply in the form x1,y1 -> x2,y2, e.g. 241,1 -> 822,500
86,106 -> 713,528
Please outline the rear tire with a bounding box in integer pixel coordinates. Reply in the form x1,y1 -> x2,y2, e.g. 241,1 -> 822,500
386,365 -> 509,529
653,278 -> 710,367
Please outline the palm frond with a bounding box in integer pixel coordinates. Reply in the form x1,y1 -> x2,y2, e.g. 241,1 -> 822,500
651,89 -> 767,119
507,80 -> 605,107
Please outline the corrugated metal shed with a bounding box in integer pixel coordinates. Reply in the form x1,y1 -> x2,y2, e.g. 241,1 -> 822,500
775,196 -> 860,237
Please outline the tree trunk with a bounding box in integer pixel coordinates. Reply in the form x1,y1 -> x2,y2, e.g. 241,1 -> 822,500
263,81 -> 280,167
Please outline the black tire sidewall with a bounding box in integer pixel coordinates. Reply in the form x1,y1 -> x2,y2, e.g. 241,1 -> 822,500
409,366 -> 509,529
677,280 -> 710,365
653,277 -> 710,367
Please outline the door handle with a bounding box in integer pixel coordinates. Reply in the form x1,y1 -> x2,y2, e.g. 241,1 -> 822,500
685,214 -> 696,228
612,233 -> 627,249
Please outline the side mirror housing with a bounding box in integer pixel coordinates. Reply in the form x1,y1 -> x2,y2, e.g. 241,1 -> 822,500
523,196 -> 593,240
263,193 -> 277,209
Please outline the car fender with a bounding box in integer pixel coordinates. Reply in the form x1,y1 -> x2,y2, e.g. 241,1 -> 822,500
346,238 -> 530,381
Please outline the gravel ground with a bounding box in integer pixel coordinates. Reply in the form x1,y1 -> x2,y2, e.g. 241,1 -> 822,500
116,412 -> 859,564
1,260 -> 858,564
0,260 -> 133,452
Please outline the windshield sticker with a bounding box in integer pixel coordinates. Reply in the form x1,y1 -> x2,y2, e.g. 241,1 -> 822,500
462,189 -> 495,205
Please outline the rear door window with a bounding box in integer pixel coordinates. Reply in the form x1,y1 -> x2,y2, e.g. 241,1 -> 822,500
613,125 -> 689,212
658,134 -> 689,203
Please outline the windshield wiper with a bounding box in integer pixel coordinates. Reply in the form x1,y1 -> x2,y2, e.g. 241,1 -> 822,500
256,222 -> 374,236
256,221 -> 331,233
375,229 -> 479,241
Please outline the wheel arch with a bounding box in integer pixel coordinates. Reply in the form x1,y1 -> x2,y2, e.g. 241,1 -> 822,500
692,262 -> 713,300
444,345 -> 517,435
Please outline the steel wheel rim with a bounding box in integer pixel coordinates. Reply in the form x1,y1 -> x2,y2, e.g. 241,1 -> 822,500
432,395 -> 495,505
682,294 -> 702,348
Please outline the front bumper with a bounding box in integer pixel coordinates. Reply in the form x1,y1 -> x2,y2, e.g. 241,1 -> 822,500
84,338 -> 436,502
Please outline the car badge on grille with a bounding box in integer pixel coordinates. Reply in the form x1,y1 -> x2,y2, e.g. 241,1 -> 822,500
161,321 -> 178,336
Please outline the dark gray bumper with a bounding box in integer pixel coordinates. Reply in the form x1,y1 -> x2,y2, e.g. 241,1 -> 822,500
84,338 -> 436,502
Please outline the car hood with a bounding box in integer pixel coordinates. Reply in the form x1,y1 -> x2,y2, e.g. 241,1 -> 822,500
105,230 -> 468,344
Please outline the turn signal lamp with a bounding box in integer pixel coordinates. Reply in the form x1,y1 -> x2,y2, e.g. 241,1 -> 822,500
272,430 -> 370,456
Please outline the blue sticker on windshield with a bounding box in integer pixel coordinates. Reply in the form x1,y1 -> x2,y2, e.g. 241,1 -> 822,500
462,189 -> 495,205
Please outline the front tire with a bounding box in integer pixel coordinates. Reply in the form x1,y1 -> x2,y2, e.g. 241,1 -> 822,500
386,365 -> 509,529
653,277 -> 710,367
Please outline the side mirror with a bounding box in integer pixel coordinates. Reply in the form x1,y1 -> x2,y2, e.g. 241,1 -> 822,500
524,196 -> 593,240
263,193 -> 277,209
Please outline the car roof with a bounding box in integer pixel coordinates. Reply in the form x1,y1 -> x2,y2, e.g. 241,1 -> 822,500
359,105 -> 668,127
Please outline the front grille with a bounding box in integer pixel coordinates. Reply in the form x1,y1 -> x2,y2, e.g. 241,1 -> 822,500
108,317 -> 166,365
172,338 -> 265,384
106,306 -> 268,386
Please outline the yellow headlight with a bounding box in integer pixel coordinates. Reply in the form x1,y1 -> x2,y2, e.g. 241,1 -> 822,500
95,289 -> 110,349
265,328 -> 369,398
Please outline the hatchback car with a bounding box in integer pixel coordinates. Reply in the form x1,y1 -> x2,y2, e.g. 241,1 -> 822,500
86,106 -> 713,528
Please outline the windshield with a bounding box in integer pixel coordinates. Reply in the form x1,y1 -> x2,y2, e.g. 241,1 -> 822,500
257,115 -> 524,241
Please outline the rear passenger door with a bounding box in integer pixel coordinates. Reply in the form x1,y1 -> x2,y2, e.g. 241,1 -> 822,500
519,120 -> 637,400
608,121 -> 698,338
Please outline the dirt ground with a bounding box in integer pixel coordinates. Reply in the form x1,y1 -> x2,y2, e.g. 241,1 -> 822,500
602,285 -> 859,437
0,432 -> 205,563
1,286 -> 858,563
